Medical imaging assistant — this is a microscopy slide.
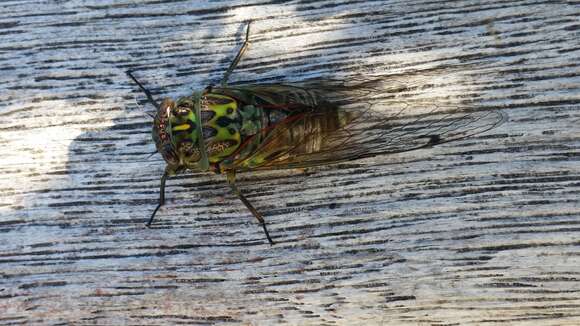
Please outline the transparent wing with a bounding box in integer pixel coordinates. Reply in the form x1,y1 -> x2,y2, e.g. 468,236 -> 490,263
219,75 -> 506,171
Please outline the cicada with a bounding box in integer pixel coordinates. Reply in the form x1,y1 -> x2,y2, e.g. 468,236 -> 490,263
127,22 -> 506,244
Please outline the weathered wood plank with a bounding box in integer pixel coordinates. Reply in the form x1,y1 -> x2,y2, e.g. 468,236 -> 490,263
1,0 -> 579,325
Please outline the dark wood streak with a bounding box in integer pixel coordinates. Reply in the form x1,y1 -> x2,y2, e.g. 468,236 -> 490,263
0,0 -> 579,325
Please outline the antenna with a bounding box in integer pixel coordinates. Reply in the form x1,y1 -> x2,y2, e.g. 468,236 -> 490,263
126,70 -> 160,110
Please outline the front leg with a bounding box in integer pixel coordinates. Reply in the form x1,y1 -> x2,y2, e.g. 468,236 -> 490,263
147,170 -> 169,226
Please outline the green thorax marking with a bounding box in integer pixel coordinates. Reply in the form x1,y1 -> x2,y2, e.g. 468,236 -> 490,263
199,93 -> 242,163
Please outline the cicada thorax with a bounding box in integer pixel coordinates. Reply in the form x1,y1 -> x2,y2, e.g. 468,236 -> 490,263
199,92 -> 305,167
164,93 -> 243,169
197,94 -> 242,163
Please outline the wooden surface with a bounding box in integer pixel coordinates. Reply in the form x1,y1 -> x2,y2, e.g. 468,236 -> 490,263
1,0 -> 579,325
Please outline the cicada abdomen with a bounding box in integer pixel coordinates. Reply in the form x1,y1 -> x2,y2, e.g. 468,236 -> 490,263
128,21 -> 506,245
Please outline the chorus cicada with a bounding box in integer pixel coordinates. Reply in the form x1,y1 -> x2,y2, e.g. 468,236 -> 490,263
127,22 -> 506,244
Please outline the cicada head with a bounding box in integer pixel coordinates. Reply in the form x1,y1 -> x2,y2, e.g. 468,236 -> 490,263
152,91 -> 210,175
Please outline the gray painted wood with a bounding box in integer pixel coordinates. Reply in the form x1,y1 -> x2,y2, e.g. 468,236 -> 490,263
1,0 -> 579,325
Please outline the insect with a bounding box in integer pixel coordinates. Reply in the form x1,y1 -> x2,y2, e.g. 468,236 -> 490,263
127,21 -> 506,245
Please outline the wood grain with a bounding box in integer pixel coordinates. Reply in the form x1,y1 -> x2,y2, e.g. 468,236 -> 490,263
1,0 -> 579,325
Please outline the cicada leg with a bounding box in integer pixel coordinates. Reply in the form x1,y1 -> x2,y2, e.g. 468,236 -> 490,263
146,170 -> 169,227
220,21 -> 252,87
126,70 -> 170,227
227,170 -> 275,245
